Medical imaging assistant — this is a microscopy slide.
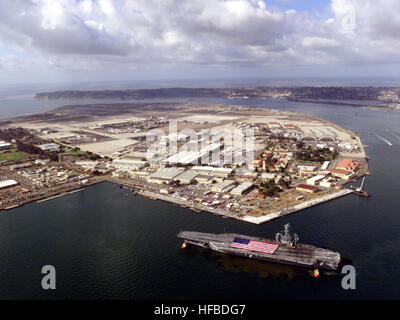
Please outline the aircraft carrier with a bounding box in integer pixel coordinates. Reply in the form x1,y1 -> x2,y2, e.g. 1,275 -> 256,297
178,224 -> 341,271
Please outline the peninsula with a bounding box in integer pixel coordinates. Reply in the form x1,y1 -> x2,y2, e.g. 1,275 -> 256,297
34,86 -> 400,109
0,100 -> 369,224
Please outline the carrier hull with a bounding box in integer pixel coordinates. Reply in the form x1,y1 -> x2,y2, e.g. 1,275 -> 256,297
178,231 -> 341,271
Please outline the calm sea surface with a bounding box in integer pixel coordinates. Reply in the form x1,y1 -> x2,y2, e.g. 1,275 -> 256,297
0,94 -> 400,299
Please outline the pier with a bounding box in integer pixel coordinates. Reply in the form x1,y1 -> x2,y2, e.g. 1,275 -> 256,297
134,186 -> 354,225
1,175 -> 356,225
36,188 -> 85,203
242,189 -> 354,224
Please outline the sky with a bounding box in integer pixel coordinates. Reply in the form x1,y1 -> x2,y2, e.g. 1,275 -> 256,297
1,0 -> 400,85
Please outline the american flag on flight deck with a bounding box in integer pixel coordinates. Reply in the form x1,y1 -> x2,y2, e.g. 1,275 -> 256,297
229,237 -> 279,254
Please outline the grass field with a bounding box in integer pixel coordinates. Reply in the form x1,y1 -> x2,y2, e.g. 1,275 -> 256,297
0,151 -> 27,162
68,151 -> 86,156
296,160 -> 322,165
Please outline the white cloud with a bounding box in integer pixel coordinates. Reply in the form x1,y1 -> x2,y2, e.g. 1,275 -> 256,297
0,0 -> 400,82
302,37 -> 340,49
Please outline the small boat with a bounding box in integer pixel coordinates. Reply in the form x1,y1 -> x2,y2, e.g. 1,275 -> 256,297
352,177 -> 371,197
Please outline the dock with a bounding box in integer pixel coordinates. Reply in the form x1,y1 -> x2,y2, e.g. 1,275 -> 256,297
112,179 -> 355,225
36,188 -> 85,203
242,189 -> 354,224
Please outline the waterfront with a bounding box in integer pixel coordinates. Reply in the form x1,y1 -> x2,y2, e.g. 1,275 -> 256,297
1,96 -> 400,299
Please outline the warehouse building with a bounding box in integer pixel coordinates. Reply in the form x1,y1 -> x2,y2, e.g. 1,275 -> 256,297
306,175 -> 327,186
231,182 -> 253,196
320,177 -> 335,188
296,184 -> 317,193
0,179 -> 18,189
297,165 -> 318,172
37,143 -> 60,152
112,158 -> 147,170
0,140 -> 11,149
210,180 -> 236,193
173,170 -> 198,184
10,162 -> 32,170
329,169 -> 353,180
235,167 -> 258,181
336,159 -> 360,172
195,174 -> 215,184
192,166 -> 233,178
321,161 -> 330,170
147,167 -> 185,184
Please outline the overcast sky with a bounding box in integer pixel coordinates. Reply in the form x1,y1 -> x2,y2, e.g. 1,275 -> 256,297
1,0 -> 400,84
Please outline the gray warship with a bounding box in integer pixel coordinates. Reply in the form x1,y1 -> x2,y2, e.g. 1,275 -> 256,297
178,224 -> 341,271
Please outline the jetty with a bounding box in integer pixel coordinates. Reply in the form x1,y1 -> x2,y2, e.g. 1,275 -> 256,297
36,188 -> 85,203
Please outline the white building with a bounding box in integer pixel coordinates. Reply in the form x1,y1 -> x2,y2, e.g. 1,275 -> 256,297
0,179 -> 18,189
192,166 -> 233,178
35,159 -> 50,166
173,170 -> 198,184
147,167 -> 185,184
210,180 -> 236,193
38,143 -> 60,152
297,165 -> 318,172
306,175 -> 326,186
320,178 -> 335,188
112,158 -> 147,170
76,160 -> 98,171
321,161 -> 330,170
0,141 -> 11,149
231,182 -> 253,195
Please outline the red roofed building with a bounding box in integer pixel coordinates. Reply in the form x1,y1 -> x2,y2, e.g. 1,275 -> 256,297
253,158 -> 264,169
336,159 -> 360,172
296,184 -> 317,193
268,122 -> 281,129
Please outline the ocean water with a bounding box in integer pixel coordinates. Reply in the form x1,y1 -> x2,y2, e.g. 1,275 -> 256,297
0,94 -> 400,299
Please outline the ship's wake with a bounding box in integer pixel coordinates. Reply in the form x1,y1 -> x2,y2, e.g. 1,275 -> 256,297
385,129 -> 400,142
371,132 -> 392,146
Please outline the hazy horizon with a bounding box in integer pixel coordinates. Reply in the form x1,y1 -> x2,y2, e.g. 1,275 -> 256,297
3,77 -> 400,95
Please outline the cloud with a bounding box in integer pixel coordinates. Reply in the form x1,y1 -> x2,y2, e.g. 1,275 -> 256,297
302,37 -> 340,49
0,0 -> 400,82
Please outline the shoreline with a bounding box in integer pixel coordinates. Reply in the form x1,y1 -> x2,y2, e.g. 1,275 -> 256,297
136,187 -> 355,224
0,100 -> 369,221
35,188 -> 86,203
1,178 -> 106,211
1,176 -> 357,225
105,178 -> 357,224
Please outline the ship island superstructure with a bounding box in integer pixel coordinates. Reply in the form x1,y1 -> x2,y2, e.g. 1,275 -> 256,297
178,224 -> 341,270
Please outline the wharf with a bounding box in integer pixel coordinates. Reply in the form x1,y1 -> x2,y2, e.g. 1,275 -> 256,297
106,177 -> 355,225
243,189 -> 354,224
36,188 -> 85,203
1,175 -> 355,225
138,190 -> 239,219
136,188 -> 354,225
1,177 -> 104,211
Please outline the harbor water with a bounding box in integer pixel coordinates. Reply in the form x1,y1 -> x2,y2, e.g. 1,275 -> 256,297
1,95 -> 400,299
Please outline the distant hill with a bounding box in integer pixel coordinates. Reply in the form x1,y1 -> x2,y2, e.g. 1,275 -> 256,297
34,86 -> 400,104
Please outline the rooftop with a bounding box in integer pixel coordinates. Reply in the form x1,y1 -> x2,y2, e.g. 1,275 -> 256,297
148,167 -> 185,180
296,184 -> 316,191
0,179 -> 18,189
